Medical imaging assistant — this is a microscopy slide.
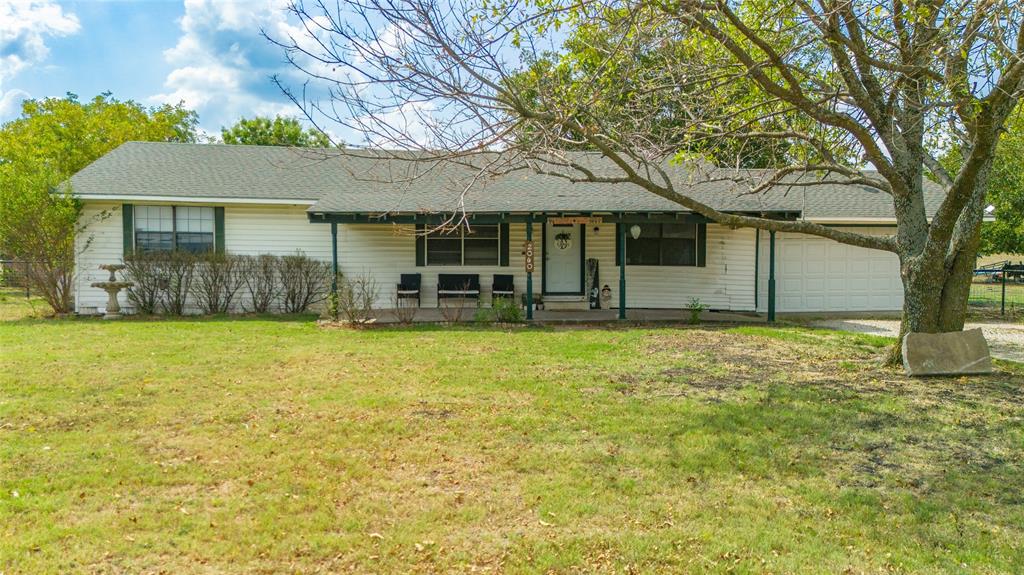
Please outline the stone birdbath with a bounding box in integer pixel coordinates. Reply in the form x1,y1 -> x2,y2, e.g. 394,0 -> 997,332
90,264 -> 133,319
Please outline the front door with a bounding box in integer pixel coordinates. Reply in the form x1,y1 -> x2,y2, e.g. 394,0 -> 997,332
544,222 -> 583,294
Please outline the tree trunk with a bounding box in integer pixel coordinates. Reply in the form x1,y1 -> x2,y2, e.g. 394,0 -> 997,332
885,227 -> 982,367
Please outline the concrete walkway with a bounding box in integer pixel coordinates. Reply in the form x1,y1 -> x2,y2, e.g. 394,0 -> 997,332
809,318 -> 1024,362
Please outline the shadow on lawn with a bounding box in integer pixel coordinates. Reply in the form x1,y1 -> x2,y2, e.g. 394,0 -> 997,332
621,328 -> 1024,509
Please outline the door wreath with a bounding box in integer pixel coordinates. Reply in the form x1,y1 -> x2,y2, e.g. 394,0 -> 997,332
555,231 -> 572,250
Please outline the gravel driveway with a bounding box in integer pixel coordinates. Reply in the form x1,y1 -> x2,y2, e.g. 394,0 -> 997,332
809,318 -> 1024,362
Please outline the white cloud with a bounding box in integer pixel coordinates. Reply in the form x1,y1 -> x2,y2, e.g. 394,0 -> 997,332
0,87 -> 30,117
150,0 -> 309,133
355,101 -> 438,148
150,0 -> 430,144
0,0 -> 80,118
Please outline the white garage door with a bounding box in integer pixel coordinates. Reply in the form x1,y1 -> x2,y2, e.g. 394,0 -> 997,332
761,229 -> 904,312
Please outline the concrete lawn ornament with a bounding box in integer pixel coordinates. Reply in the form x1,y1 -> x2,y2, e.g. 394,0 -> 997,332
90,264 -> 133,319
901,328 -> 993,376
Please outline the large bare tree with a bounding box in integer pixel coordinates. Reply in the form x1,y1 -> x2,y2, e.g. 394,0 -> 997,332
269,0 -> 1024,356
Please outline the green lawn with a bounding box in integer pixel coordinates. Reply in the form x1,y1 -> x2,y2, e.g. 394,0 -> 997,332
2,292 -> 1023,573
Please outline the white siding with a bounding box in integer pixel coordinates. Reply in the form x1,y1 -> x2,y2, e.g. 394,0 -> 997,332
340,223 -> 539,308
756,226 -> 903,313
75,202 -> 126,314
73,203 -> 541,312
588,224 -> 758,311
74,202 -> 330,314
75,202 -> 826,314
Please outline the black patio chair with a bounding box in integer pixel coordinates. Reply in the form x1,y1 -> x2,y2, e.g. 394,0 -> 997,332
396,273 -> 421,307
492,274 -> 515,302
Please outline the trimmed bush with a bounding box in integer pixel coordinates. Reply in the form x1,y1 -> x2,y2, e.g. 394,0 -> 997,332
192,253 -> 245,314
278,252 -> 332,313
238,254 -> 281,313
123,252 -> 166,315
159,251 -> 198,315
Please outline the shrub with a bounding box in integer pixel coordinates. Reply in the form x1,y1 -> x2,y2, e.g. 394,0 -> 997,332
334,274 -> 379,323
492,297 -> 524,324
160,250 -> 198,315
0,172 -> 82,314
392,291 -> 419,325
472,305 -> 492,324
439,293 -> 470,323
686,297 -> 706,325
192,253 -> 245,314
278,252 -> 331,314
238,254 -> 281,313
123,252 -> 168,314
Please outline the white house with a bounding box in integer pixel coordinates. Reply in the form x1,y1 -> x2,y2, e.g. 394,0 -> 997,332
69,142 -> 944,317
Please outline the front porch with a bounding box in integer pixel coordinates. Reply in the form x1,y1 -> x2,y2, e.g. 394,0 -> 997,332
315,211 -> 787,322
356,307 -> 766,325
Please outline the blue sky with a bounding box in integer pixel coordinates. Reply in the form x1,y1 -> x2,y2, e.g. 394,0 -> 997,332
0,0 -> 315,136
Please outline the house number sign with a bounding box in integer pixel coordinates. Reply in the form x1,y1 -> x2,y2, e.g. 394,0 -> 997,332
523,240 -> 536,273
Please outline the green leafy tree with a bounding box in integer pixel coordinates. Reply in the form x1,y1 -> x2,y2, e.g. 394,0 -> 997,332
507,16 -> 849,168
221,116 -> 333,147
964,111 -> 1024,256
0,92 -> 198,313
0,92 -> 198,177
0,171 -> 79,313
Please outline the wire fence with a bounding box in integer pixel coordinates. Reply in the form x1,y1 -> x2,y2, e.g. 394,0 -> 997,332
0,259 -> 37,297
969,261 -> 1024,317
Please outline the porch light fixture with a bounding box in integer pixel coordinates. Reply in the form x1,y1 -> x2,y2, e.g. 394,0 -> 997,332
629,224 -> 642,239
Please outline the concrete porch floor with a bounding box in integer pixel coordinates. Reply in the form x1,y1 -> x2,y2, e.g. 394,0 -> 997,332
366,307 -> 766,324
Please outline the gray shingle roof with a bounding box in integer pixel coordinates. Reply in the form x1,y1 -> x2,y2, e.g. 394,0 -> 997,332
70,141 -> 946,220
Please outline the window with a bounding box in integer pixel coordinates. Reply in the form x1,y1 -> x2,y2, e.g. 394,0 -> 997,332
625,223 -> 698,266
425,225 -> 500,266
134,205 -> 215,253
134,206 -> 174,252
174,207 -> 215,253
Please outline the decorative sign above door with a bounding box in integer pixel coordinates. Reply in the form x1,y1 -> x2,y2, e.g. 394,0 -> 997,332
549,216 -> 603,225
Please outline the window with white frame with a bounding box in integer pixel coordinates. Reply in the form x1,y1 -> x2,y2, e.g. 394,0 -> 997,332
134,205 -> 215,253
425,225 -> 500,266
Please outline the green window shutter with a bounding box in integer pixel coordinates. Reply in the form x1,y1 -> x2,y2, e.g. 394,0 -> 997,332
121,204 -> 134,256
415,224 -> 425,267
696,223 -> 707,267
499,222 -> 510,266
214,207 -> 225,254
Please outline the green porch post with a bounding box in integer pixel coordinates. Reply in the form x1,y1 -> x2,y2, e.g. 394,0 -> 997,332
768,230 -> 776,323
618,223 -> 626,320
330,222 -> 339,295
525,217 -> 535,319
